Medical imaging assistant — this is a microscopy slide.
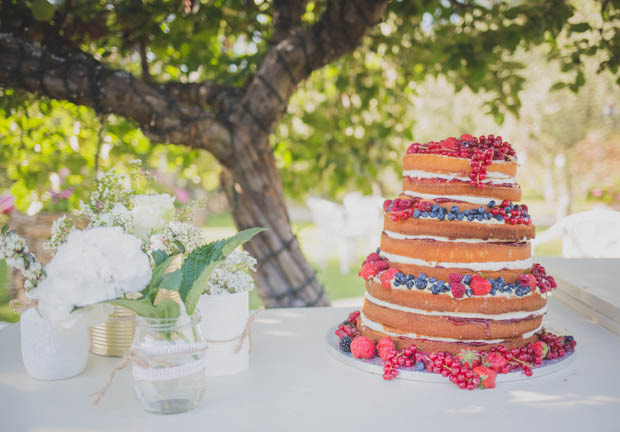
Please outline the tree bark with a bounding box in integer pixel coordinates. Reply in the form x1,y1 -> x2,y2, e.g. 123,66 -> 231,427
0,0 -> 389,307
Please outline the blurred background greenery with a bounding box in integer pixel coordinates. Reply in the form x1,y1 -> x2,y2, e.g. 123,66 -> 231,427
0,0 -> 618,321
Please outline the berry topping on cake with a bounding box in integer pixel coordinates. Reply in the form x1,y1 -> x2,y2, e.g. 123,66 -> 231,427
350,336 -> 377,359
379,268 -> 400,290
358,262 -> 378,281
450,282 -> 466,299
473,366 -> 497,389
470,275 -> 492,296
531,341 -> 549,358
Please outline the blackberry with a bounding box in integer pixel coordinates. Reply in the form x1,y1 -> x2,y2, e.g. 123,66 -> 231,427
339,336 -> 353,353
341,320 -> 352,327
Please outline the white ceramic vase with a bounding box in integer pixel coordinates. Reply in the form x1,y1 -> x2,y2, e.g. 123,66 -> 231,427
20,308 -> 89,380
197,290 -> 250,376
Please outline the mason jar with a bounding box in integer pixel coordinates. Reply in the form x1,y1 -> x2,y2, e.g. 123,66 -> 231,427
131,312 -> 207,414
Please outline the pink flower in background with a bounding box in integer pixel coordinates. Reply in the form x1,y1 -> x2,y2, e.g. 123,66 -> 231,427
174,187 -> 190,203
50,187 -> 74,203
592,188 -> 603,198
0,194 -> 15,215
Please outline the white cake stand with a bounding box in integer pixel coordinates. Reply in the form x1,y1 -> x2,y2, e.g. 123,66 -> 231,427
325,324 -> 576,383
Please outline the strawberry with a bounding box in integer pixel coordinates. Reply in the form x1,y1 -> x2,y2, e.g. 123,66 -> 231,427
484,352 -> 507,372
531,341 -> 549,358
457,348 -> 481,367
440,137 -> 459,151
358,262 -> 378,280
519,273 -> 537,290
350,336 -> 376,359
470,275 -> 492,295
379,268 -> 400,290
373,260 -> 389,272
473,366 -> 497,389
450,282 -> 466,299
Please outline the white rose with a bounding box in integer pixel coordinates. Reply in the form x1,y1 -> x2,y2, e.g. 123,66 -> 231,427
129,194 -> 175,240
30,227 -> 152,323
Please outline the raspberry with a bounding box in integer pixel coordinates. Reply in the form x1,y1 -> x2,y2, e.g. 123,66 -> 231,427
377,337 -> 395,350
470,275 -> 492,295
366,252 -> 381,262
448,273 -> 463,283
350,336 -> 376,359
380,268 -> 400,290
358,262 -> 378,280
450,282 -> 466,299
373,260 -> 389,272
418,201 -> 432,212
519,273 -> 536,290
339,336 -> 353,353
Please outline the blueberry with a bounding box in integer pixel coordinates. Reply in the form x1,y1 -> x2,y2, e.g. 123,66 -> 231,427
494,214 -> 504,221
431,204 -> 439,212
415,361 -> 425,371
422,212 -> 429,218
419,273 -> 426,280
513,204 -> 520,210
416,280 -> 426,290
438,213 -> 445,221
413,209 -> 421,218
464,210 -> 470,216
387,204 -> 393,212
507,283 -> 515,291
396,272 -> 404,279
431,285 -> 439,295
430,211 -> 438,218
407,281 -> 414,289
467,215 -> 475,221
406,274 -> 414,281
439,206 -> 447,214
490,288 -> 496,296
504,206 -> 511,213
496,277 -> 505,284
451,205 -> 459,213
376,247 -> 381,253
463,274 -> 472,284
428,277 -> 436,283
477,206 -> 484,214
516,288 -> 524,297
476,214 -> 483,221
447,213 -> 456,221
457,213 -> 465,221
394,280 -> 401,287
566,336 -> 574,342
465,287 -> 473,297
488,200 -> 496,208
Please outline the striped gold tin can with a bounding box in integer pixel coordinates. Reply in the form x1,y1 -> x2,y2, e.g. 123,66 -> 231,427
89,305 -> 136,357
89,290 -> 183,357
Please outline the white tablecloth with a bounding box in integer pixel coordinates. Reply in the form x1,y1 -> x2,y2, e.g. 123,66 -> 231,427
1,299 -> 619,432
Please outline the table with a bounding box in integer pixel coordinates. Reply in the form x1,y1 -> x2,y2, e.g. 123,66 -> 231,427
539,257 -> 620,335
1,300 -> 619,432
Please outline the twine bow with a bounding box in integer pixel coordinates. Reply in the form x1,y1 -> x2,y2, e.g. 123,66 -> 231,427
205,306 -> 263,354
9,298 -> 42,317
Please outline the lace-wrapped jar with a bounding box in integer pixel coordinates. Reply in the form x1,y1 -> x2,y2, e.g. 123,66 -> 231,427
131,312 -> 207,414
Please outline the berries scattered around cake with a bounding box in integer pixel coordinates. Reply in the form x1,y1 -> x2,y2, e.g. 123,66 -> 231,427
334,310 -> 576,390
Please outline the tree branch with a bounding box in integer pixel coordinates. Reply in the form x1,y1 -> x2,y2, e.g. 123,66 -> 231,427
271,0 -> 309,45
231,0 -> 387,138
0,33 -> 232,160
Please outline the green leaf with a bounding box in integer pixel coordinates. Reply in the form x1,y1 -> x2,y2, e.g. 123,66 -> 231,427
149,254 -> 180,296
1,225 -> 8,235
569,23 -> 590,33
111,297 -> 157,318
179,227 -> 265,315
173,240 -> 185,254
152,298 -> 181,320
550,82 -> 567,91
159,269 -> 182,292
152,250 -> 168,266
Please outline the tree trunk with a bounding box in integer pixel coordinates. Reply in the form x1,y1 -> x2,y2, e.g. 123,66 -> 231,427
219,133 -> 329,308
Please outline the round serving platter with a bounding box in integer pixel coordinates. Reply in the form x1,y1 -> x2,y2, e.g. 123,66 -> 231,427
325,325 -> 575,383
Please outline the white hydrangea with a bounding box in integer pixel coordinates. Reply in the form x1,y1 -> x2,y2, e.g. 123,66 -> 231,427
129,194 -> 175,241
204,250 -> 257,295
30,227 -> 152,322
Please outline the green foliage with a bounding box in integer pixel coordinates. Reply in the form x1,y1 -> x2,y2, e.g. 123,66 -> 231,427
180,227 -> 265,315
1,0 -> 618,204
111,296 -> 180,320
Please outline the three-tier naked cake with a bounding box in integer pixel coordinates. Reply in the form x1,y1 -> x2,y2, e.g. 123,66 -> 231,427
356,134 -> 558,354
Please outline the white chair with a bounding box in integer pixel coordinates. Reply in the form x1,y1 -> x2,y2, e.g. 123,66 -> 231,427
532,209 -> 620,258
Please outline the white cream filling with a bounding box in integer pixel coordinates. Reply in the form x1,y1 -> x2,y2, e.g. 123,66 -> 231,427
364,291 -> 546,320
360,313 -> 543,344
403,169 -> 517,185
403,190 -> 507,206
383,230 -> 528,244
379,251 -> 533,271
